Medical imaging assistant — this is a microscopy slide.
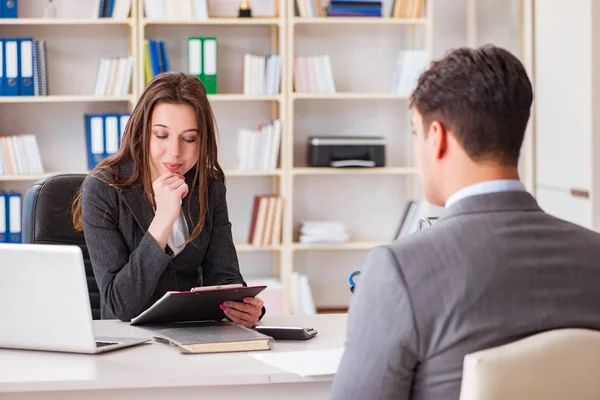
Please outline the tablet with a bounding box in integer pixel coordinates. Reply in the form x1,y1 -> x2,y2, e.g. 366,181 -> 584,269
130,285 -> 267,326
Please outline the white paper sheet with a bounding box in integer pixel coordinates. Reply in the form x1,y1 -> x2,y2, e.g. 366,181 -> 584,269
249,348 -> 344,377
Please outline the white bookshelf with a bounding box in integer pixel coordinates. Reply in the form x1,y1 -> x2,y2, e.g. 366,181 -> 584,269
0,0 -> 438,314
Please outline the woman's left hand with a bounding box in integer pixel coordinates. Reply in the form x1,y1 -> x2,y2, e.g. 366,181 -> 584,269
221,297 -> 264,328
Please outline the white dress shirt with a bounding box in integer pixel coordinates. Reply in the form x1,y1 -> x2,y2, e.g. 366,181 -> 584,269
445,179 -> 526,208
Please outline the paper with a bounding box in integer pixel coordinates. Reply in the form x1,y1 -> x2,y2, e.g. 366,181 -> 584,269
250,348 -> 344,377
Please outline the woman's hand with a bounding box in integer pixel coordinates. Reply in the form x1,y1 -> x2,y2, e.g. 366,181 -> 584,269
148,172 -> 188,250
221,297 -> 264,328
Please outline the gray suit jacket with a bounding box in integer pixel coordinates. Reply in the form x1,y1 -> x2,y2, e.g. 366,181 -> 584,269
330,191 -> 600,400
81,162 -> 245,321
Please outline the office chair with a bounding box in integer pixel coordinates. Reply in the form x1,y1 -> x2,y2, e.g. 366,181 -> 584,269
22,173 -> 101,320
459,328 -> 600,400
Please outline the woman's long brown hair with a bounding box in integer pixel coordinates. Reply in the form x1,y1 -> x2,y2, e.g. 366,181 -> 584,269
71,72 -> 224,244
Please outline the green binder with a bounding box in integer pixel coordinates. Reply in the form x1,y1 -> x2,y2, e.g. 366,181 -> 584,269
187,37 -> 203,83
202,37 -> 217,94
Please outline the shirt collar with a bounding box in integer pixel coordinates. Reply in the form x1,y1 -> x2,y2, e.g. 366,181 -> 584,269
445,179 -> 526,208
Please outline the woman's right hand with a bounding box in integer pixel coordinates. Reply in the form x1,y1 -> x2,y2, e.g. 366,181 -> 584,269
153,172 -> 189,225
148,172 -> 188,250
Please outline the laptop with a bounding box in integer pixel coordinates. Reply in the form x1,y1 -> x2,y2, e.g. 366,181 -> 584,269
0,243 -> 150,354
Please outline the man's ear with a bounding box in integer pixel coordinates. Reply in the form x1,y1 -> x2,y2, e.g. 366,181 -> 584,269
429,121 -> 448,160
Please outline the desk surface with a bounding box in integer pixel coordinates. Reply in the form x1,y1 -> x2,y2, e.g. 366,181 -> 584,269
0,314 -> 347,395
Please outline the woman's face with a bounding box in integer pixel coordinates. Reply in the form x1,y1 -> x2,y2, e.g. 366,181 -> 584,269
149,102 -> 200,181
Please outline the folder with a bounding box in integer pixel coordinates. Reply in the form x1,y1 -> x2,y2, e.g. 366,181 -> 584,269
85,114 -> 105,170
19,38 -> 33,96
187,37 -> 203,83
104,114 -> 120,157
3,0 -> 18,18
143,40 -> 152,85
148,38 -> 161,78
0,39 -> 4,96
202,37 -> 217,94
119,113 -> 130,145
6,192 -> 21,243
4,39 -> 19,96
107,0 -> 116,18
0,193 -> 6,243
159,40 -> 169,73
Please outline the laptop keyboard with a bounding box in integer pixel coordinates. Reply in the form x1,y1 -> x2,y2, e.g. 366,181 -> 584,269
96,341 -> 119,347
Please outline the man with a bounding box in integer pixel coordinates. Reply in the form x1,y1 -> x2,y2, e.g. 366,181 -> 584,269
330,45 -> 600,400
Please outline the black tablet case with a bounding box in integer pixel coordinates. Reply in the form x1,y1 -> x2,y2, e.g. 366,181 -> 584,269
130,285 -> 267,326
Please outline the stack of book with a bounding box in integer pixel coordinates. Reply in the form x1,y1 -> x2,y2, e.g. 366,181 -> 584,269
143,0 -> 209,20
0,135 -> 44,176
327,0 -> 382,17
95,0 -> 132,18
299,221 -> 348,244
242,54 -> 282,96
293,55 -> 336,93
236,120 -> 281,171
390,0 -> 425,18
391,50 -> 429,94
94,56 -> 134,96
247,195 -> 284,247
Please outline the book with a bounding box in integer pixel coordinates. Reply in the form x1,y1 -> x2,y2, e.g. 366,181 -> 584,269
130,285 -> 267,325
149,321 -> 275,354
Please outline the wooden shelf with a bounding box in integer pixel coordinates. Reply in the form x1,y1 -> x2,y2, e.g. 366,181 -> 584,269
0,18 -> 132,26
0,95 -> 133,104
292,92 -> 410,100
236,244 -> 282,252
143,17 -> 281,26
225,169 -> 282,177
292,167 -> 418,176
293,17 -> 427,26
208,94 -> 282,102
291,241 -> 387,251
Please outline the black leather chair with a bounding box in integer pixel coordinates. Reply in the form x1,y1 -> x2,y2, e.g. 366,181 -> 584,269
22,174 -> 101,319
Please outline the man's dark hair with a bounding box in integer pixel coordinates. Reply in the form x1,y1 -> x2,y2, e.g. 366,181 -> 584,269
410,45 -> 533,165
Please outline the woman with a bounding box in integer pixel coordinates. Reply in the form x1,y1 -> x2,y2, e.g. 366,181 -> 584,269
71,72 -> 264,328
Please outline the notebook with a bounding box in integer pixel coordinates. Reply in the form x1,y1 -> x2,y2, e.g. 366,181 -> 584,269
148,321 -> 275,354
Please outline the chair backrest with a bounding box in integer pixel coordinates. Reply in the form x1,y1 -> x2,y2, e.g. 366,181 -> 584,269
459,328 -> 600,400
22,174 -> 101,320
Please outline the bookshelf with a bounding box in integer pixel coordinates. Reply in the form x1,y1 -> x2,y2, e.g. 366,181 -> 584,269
0,0 -> 433,314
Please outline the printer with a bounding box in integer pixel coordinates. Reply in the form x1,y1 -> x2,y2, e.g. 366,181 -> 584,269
307,136 -> 386,168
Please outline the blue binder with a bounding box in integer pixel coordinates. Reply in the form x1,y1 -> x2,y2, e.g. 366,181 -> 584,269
4,38 -> 19,96
3,0 -> 18,18
6,192 -> 21,244
0,193 -> 7,243
107,0 -> 116,17
0,39 -> 4,96
148,38 -> 161,78
18,38 -> 33,96
159,41 -> 169,73
85,114 -> 106,170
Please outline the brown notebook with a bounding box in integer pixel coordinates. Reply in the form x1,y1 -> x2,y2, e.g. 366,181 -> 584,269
149,321 -> 275,354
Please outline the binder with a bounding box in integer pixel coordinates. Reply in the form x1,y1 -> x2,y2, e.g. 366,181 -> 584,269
4,39 -> 19,96
85,114 -> 105,170
0,193 -> 6,243
187,37 -> 203,83
107,0 -> 116,18
19,38 -> 33,96
6,192 -> 21,243
159,40 -> 169,73
3,0 -> 18,18
119,113 -> 130,145
143,40 -> 152,84
0,39 -> 4,96
148,38 -> 161,78
104,114 -> 120,157
202,37 -> 217,94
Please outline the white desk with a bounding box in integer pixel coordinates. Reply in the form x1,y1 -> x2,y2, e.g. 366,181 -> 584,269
0,314 -> 347,400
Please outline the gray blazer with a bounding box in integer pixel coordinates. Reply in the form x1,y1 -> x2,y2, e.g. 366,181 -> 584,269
81,161 -> 245,321
330,191 -> 600,400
